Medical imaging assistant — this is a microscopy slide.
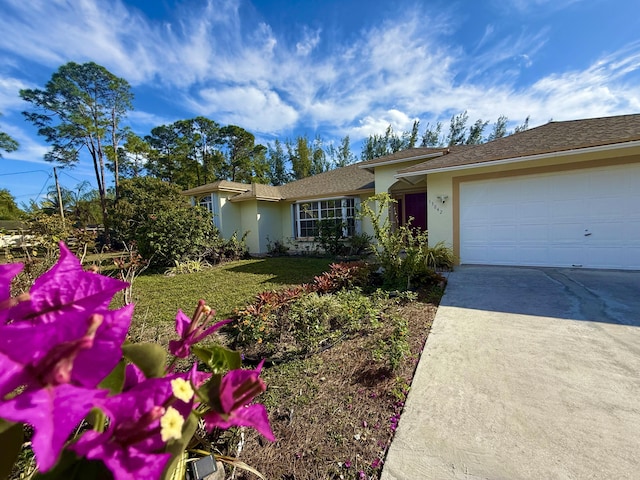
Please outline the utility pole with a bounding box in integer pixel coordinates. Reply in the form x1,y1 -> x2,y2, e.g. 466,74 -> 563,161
53,167 -> 65,228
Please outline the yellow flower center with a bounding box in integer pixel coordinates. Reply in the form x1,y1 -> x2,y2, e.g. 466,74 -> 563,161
171,378 -> 194,403
160,407 -> 184,442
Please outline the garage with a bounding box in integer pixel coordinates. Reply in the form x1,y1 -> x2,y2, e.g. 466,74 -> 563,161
459,162 -> 640,269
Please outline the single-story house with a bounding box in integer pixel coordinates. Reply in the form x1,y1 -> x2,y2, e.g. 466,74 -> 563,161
183,113 -> 640,270
181,164 -> 376,254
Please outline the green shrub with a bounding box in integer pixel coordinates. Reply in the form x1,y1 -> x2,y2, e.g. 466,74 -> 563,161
286,289 -> 381,350
316,218 -> 346,256
164,259 -> 208,276
229,273 -> 384,355
202,231 -> 249,264
111,177 -> 220,268
266,237 -> 289,256
135,206 -> 216,268
425,241 -> 457,270
372,313 -> 410,371
311,261 -> 371,293
347,231 -> 373,256
359,193 -> 454,289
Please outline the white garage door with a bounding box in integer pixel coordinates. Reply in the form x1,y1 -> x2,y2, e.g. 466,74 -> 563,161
459,163 -> 640,269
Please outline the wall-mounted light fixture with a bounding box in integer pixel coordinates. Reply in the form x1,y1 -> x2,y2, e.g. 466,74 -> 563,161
436,195 -> 448,204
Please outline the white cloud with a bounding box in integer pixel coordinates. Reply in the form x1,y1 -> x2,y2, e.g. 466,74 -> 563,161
194,85 -> 299,133
350,109 -> 419,138
0,0 -> 639,146
0,122 -> 50,164
0,76 -> 30,112
296,27 -> 321,56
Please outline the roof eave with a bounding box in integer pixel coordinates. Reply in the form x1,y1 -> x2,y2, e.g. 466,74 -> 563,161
181,186 -> 249,196
283,187 -> 376,202
229,196 -> 283,203
358,152 -> 445,171
395,140 -> 640,178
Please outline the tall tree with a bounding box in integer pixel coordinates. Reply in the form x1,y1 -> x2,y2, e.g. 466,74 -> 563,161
20,62 -> 133,235
0,113 -> 19,157
361,125 -> 395,160
218,125 -> 263,183
0,188 -> 23,220
446,111 -> 469,146
311,135 -> 329,175
290,135 -> 312,180
466,119 -> 489,144
267,139 -> 289,185
145,123 -> 199,188
420,122 -> 444,147
361,122 -> 424,160
514,116 -> 530,134
327,135 -> 356,168
119,131 -> 150,178
174,117 -> 221,184
402,120 -> 420,149
487,115 -> 508,142
251,144 -> 270,183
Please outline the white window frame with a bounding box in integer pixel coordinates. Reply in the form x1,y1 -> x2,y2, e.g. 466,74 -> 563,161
293,197 -> 359,239
198,193 -> 220,229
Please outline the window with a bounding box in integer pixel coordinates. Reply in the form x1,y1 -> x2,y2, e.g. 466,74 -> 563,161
199,195 -> 214,214
198,194 -> 220,229
294,198 -> 358,238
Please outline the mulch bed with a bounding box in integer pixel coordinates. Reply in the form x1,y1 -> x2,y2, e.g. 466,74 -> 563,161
225,289 -> 439,480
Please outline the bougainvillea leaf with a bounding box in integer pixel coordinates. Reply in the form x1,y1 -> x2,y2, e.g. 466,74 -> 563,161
122,343 -> 167,379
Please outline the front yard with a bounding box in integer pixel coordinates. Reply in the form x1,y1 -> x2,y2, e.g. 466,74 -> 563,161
128,257 -> 442,479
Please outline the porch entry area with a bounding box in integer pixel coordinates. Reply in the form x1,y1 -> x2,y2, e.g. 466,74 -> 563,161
393,191 -> 427,231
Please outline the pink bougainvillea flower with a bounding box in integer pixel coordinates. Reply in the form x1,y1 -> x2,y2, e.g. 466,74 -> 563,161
0,243 -> 133,472
8,242 -> 129,325
169,300 -> 231,358
71,372 -> 196,480
203,360 -> 275,442
2,383 -> 107,471
0,307 -> 132,471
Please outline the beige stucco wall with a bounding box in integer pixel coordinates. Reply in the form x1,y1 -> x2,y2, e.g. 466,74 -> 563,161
423,147 -> 640,259
219,193 -> 243,239
238,200 -> 260,253
425,172 -> 455,246
256,202 -> 283,253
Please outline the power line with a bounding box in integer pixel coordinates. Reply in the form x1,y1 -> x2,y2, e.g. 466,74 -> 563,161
60,170 -> 86,183
33,174 -> 54,203
0,169 -> 51,177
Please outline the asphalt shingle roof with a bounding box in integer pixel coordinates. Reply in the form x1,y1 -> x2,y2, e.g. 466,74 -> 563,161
181,164 -> 374,201
181,180 -> 249,196
229,183 -> 283,202
278,163 -> 374,200
358,145 -> 471,168
398,113 -> 640,175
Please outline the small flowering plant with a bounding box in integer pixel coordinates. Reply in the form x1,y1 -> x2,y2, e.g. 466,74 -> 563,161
0,243 -> 274,480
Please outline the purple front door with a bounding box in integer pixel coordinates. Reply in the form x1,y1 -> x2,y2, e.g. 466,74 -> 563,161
403,192 -> 427,231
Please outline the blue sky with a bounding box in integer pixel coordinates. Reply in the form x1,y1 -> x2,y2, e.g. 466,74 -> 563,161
1,0 -> 640,205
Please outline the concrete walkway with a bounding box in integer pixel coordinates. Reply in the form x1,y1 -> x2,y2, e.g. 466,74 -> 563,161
382,266 -> 640,480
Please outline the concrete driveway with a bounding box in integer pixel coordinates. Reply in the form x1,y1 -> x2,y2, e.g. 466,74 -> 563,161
382,266 -> 640,480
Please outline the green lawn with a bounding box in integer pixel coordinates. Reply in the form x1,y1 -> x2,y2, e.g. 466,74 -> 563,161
127,257 -> 333,329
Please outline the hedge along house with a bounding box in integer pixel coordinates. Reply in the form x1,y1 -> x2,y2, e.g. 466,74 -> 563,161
392,113 -> 640,270
181,164 -> 376,254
